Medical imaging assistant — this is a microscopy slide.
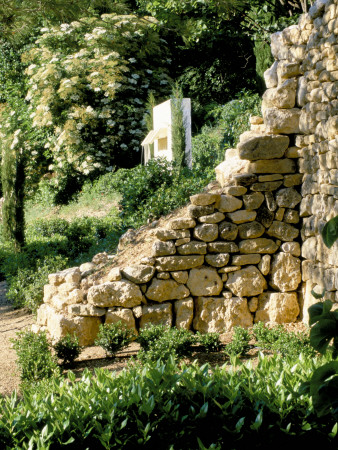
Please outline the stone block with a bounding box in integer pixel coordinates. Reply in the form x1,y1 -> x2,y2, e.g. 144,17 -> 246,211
219,221 -> 238,240
121,265 -> 156,283
187,266 -> 223,296
190,193 -> 219,206
267,221 -> 299,241
169,218 -> 196,230
145,279 -> 190,302
238,221 -> 265,239
216,195 -> 243,212
188,205 -> 215,218
105,308 -> 137,335
156,229 -> 190,241
177,241 -> 207,255
255,292 -> 300,324
207,242 -> 239,253
226,266 -> 267,297
193,224 -> 219,242
239,238 -> 279,254
227,210 -> 257,224
243,192 -> 265,210
198,212 -> 225,224
232,254 -> 261,265
171,271 -> 189,284
258,255 -> 271,276
140,303 -> 172,329
270,253 -> 301,292
264,107 -> 301,134
87,280 -> 143,308
237,133 -> 289,160
175,298 -> 194,330
155,255 -> 204,272
205,253 -> 230,267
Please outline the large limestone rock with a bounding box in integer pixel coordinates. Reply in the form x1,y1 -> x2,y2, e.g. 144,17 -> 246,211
243,192 -> 265,210
46,311 -> 101,346
208,242 -> 239,253
275,187 -> 302,208
68,304 -> 106,317
247,159 -> 296,174
270,253 -> 301,292
264,107 -> 301,134
238,221 -> 265,239
87,281 -> 143,307
193,224 -> 218,242
237,133 -> 289,160
193,297 -> 253,333
121,265 -> 156,283
227,210 -> 257,224
216,195 -> 243,212
226,266 -> 267,297
215,159 -> 251,187
152,241 -> 176,257
156,229 -> 190,241
267,221 -> 299,241
177,241 -> 207,255
255,292 -> 300,323
188,205 -> 214,218
155,255 -> 204,271
262,78 -> 297,110
145,279 -> 190,302
187,266 -> 223,296
169,218 -> 196,230
239,238 -> 279,254
105,308 -> 137,335
48,267 -> 81,286
190,193 -> 219,206
139,303 -> 172,328
219,221 -> 238,240
205,253 -> 230,267
175,298 -> 194,329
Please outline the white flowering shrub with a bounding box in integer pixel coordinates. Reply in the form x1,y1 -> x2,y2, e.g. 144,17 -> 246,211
21,12 -> 171,201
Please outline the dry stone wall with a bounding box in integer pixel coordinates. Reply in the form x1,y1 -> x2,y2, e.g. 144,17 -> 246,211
34,0 -> 337,345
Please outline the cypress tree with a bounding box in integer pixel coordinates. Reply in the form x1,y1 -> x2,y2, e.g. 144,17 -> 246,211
171,85 -> 185,171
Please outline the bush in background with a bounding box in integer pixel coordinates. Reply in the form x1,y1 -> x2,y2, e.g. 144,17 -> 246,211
53,333 -> 82,367
95,322 -> 135,358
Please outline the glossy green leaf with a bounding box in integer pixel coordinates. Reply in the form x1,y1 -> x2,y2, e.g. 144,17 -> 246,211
310,362 -> 338,417
310,318 -> 336,354
321,215 -> 338,248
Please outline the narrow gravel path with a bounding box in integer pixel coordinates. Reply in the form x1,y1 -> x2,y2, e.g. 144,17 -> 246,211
0,282 -> 34,396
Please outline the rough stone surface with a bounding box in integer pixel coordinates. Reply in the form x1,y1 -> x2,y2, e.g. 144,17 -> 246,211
156,229 -> 190,241
175,298 -> 194,329
121,265 -> 156,284
247,159 -> 296,174
188,205 -> 214,218
219,221 -> 238,240
177,241 -> 207,255
107,267 -> 122,282
267,221 -> 299,241
205,253 -> 230,267
226,266 -> 267,297
47,312 -> 101,346
105,308 -> 137,335
238,221 -> 265,239
187,267 -> 223,296
145,279 -> 190,302
207,242 -> 239,253
190,193 -> 219,206
169,218 -> 196,230
152,241 -> 176,257
276,188 -> 302,208
87,281 -> 143,308
238,133 -> 289,160
243,192 -> 265,210
232,254 -> 261,265
193,224 -> 219,242
239,238 -> 279,254
258,255 -> 271,276
193,297 -> 253,333
198,212 -> 225,223
264,107 -> 301,134
140,303 -> 172,328
227,210 -> 257,224
216,195 -> 243,212
171,271 -> 189,284
270,253 -> 301,292
68,304 -> 106,317
255,292 -> 300,323
155,255 -> 204,272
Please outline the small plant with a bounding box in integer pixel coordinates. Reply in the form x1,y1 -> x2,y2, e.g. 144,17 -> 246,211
225,326 -> 251,357
137,325 -> 195,363
195,331 -> 221,352
53,333 -> 82,366
95,322 -> 135,358
11,330 -> 59,382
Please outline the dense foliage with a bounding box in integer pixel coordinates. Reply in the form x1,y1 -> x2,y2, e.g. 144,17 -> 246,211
1,354 -> 337,449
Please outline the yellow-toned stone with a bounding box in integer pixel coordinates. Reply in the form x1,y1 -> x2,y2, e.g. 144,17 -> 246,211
175,298 -> 194,329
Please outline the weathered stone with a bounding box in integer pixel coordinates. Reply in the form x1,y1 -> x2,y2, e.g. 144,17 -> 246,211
248,297 -> 259,313
258,174 -> 283,182
264,61 -> 278,88
226,266 -> 267,297
44,284 -> 58,303
283,174 -> 303,187
301,236 -> 318,261
177,241 -> 207,255
267,221 -> 299,241
215,159 -> 251,187
222,186 -> 247,196
133,305 -> 143,319
47,311 -> 101,346
276,187 -> 302,208
264,107 -> 301,134
105,308 -> 137,335
233,173 -> 258,186
205,253 -> 230,267
171,271 -> 189,284
152,240 -> 176,257
157,272 -> 170,280
156,229 -> 190,241
121,265 -> 156,284
218,266 -> 241,273
175,298 -> 194,329
198,212 -> 225,223
238,133 -> 289,160
207,242 -> 239,253
187,266 -> 223,296
227,210 -> 257,224
232,254 -> 261,265
169,218 -> 196,230
193,297 -> 253,333
193,224 -> 218,242
284,209 -> 299,224
68,304 -> 106,317
80,262 -> 96,274
140,257 -> 156,266
87,281 -> 143,308
262,78 -> 297,109
155,255 -> 204,272
251,181 -> 283,191
280,241 -> 301,257
190,193 -> 219,206
247,159 -> 296,174
258,255 -> 271,276
57,283 -> 81,298
216,195 -> 243,212
36,304 -> 54,326
107,267 -> 122,282
48,267 -> 81,286
277,61 -> 301,80
243,192 -> 265,210
256,206 -> 275,228
146,279 -> 190,302
270,253 -> 301,292
222,273 -> 228,282
238,221 -> 265,239
255,292 -> 300,323
188,204 -> 215,218
175,238 -> 191,246
92,252 -> 108,265
239,238 -> 279,254
275,208 -> 285,221
140,303 -> 172,329
219,221 -> 238,240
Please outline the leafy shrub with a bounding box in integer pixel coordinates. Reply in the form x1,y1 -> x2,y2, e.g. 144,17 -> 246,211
225,326 -> 251,357
194,331 -> 221,352
95,322 -> 135,357
1,354 -> 336,449
11,330 -> 59,382
53,333 -> 82,366
253,322 -> 316,359
137,325 -> 195,363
